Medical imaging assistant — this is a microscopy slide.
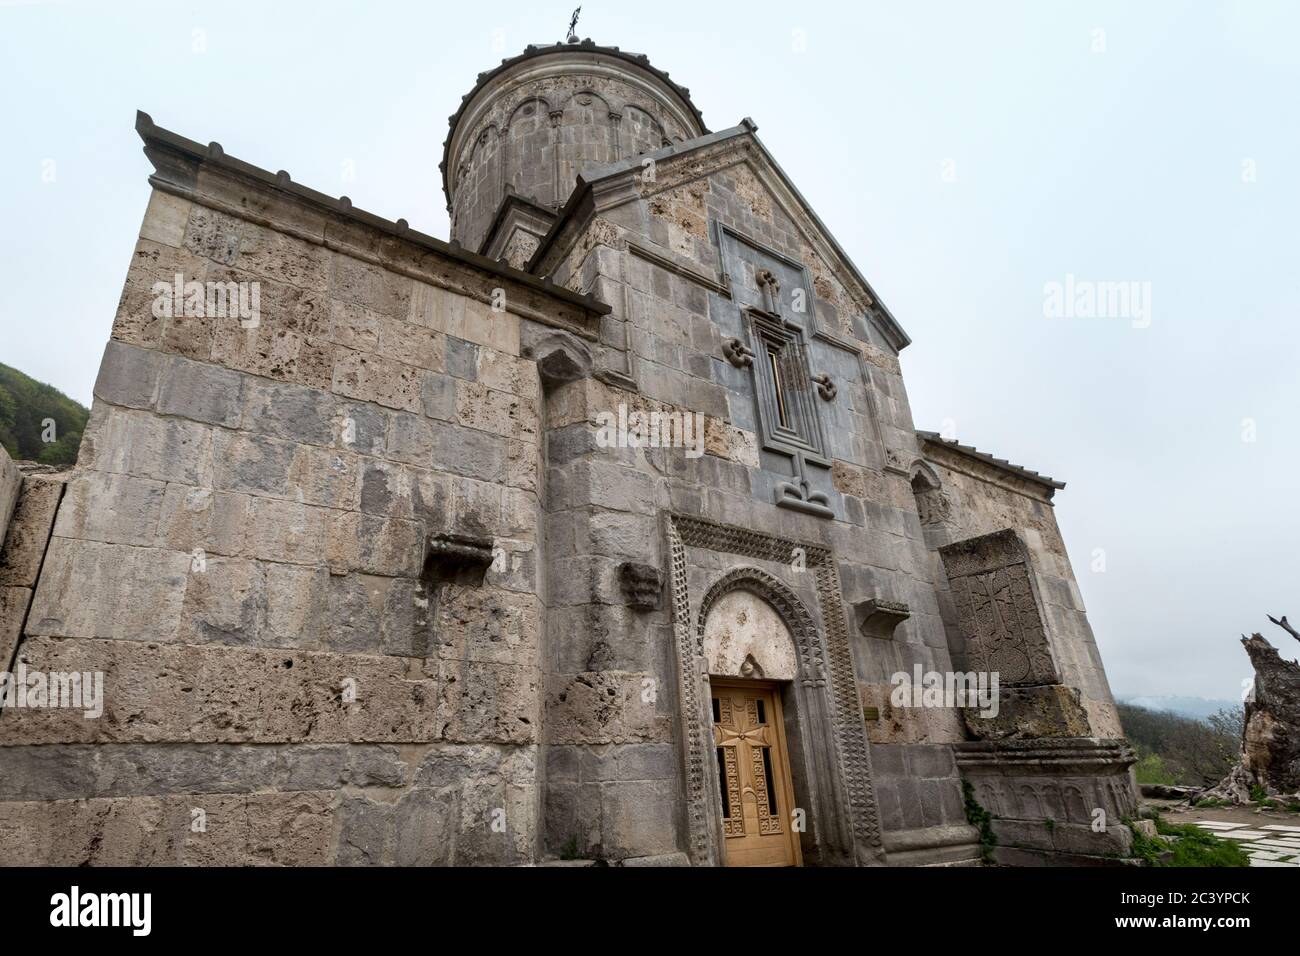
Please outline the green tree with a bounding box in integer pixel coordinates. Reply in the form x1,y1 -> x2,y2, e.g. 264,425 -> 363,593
0,363 -> 89,466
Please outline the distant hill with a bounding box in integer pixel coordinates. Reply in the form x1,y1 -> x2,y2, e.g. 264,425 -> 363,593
1118,702 -> 1242,787
0,363 -> 89,466
1119,695 -> 1239,721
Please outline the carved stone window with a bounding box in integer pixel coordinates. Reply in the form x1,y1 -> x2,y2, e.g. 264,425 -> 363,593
748,309 -> 828,466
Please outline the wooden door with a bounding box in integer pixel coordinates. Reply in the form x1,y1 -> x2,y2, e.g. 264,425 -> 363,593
711,681 -> 801,867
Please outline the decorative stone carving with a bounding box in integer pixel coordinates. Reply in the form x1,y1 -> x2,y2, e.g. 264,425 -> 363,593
754,268 -> 781,313
722,337 -> 754,368
909,462 -> 951,527
962,684 -> 1092,740
855,598 -> 911,640
882,447 -> 910,476
521,327 -> 592,389
424,532 -> 495,586
811,372 -> 836,402
667,514 -> 885,866
697,567 -> 824,686
700,588 -> 798,682
939,529 -> 1058,686
956,738 -> 1138,863
619,561 -> 663,610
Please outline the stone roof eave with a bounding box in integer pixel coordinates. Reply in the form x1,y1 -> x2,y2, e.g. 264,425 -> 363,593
133,110 -> 611,321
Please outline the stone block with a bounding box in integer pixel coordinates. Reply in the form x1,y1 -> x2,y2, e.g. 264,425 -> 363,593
213,432 -> 295,497
25,539 -> 190,642
262,561 -> 330,649
179,556 -> 266,646
445,336 -> 478,380
455,380 -> 538,442
0,474 -> 63,588
331,349 -> 423,412
235,221 -> 330,290
329,253 -> 411,318
53,472 -> 167,547
963,684 -> 1092,741
0,585 -> 31,671
80,406 -> 214,487
112,240 -> 209,350
154,486 -> 248,556
243,497 -> 328,565
433,586 -> 539,666
286,443 -> 360,510
437,659 -> 539,745
420,371 -> 457,422
599,779 -> 680,858
376,315 -> 445,372
2,636 -> 441,744
545,671 -> 670,745
93,340 -> 165,410
138,190 -> 192,247
241,380 -> 336,445
183,203 -> 243,265
327,298 -> 381,351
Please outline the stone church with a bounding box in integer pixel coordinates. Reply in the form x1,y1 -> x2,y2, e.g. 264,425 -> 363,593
0,37 -> 1138,866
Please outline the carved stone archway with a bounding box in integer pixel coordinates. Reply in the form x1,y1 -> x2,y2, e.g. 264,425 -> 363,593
697,567 -> 824,687
666,514 -> 884,866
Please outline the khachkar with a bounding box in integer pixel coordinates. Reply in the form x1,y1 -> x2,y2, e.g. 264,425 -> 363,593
0,37 -> 1136,866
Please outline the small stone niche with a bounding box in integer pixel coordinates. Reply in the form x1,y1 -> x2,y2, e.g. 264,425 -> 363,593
855,598 -> 911,640
424,532 -> 495,587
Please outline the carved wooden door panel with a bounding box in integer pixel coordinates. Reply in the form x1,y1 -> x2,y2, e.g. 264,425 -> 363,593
711,681 -> 800,866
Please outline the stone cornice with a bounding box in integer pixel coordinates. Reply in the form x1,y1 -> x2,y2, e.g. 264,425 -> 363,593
134,110 -> 611,334
917,430 -> 1065,498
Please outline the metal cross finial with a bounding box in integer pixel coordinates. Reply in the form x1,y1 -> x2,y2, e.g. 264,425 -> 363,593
567,6 -> 581,42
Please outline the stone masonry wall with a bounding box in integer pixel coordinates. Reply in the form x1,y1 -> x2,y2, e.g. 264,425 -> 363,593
530,131 -> 973,859
0,129 -> 604,864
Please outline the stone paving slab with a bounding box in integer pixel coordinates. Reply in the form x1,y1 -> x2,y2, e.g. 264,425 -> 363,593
1193,820 -> 1300,866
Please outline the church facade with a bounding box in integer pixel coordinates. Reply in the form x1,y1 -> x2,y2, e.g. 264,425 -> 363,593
0,39 -> 1137,866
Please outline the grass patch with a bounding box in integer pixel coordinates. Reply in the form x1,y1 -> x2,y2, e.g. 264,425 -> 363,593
1127,816 -> 1250,867
962,780 -> 996,864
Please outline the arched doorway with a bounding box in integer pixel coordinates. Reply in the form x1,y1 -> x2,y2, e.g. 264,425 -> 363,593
702,588 -> 802,867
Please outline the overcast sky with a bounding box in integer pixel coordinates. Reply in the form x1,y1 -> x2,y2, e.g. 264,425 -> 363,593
2,0 -> 1296,702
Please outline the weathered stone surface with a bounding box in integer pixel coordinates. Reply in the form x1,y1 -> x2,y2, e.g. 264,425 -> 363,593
0,791 -> 334,866
0,474 -> 64,589
3,636 -> 442,744
0,448 -> 18,547
0,743 -> 408,801
26,539 -> 190,642
93,340 -> 165,410
963,684 -> 1093,741
156,354 -> 246,427
546,672 -> 671,745
0,585 -> 31,671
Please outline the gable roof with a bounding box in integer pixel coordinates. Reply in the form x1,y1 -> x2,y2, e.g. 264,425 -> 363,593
917,430 -> 1065,491
527,120 -> 911,352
